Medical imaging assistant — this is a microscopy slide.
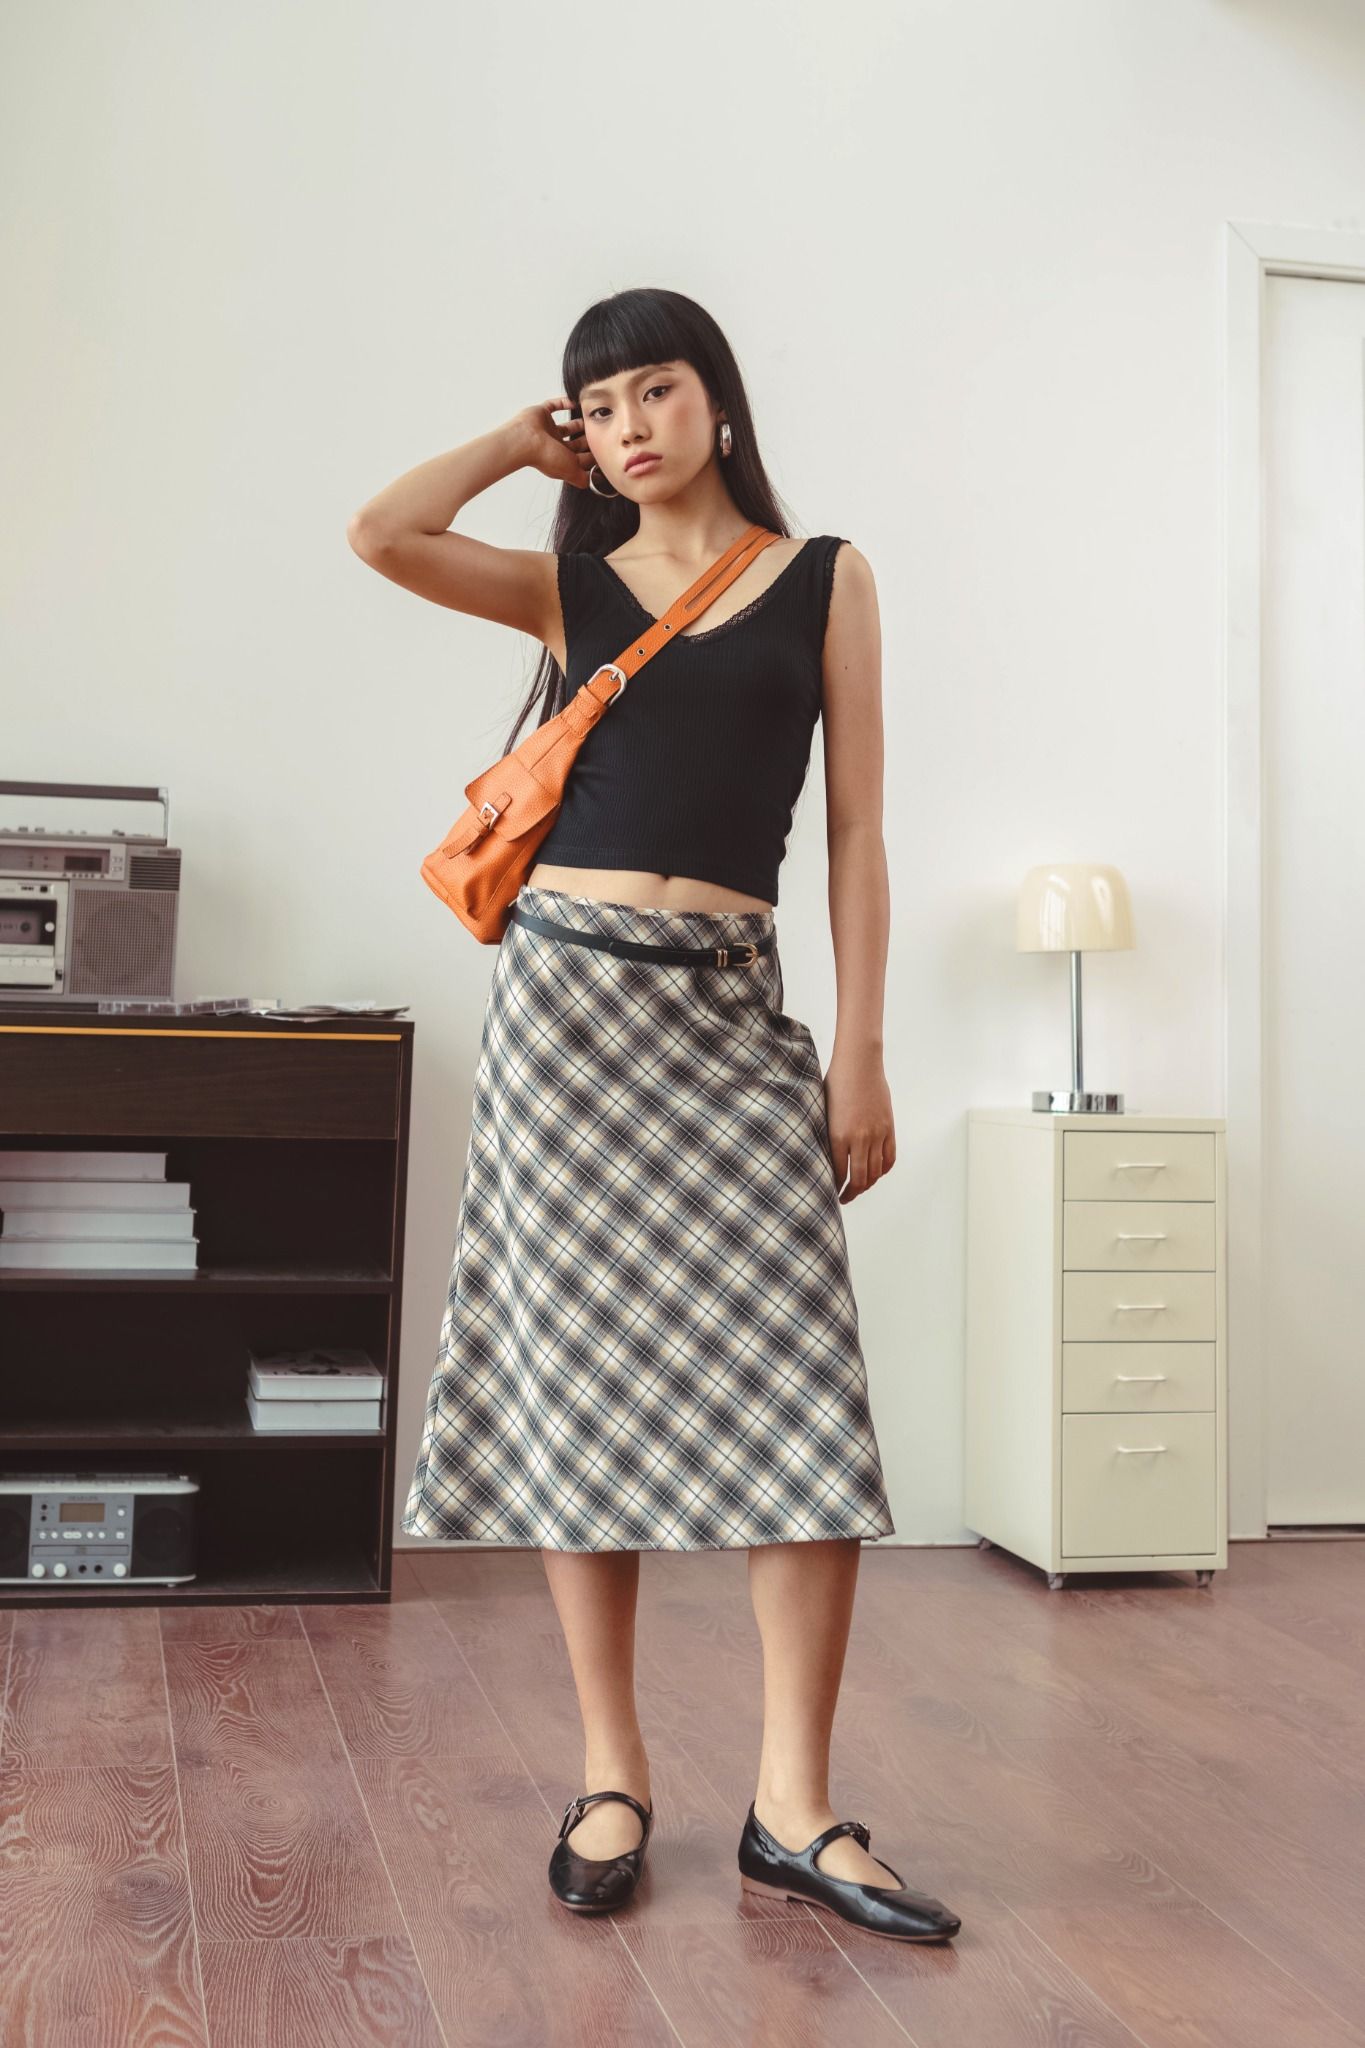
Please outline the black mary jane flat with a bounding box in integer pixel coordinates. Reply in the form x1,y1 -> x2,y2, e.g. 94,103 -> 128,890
548,1788 -> 654,1913
738,1801 -> 962,1942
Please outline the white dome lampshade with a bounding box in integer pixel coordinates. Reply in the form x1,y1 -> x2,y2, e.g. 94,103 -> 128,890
1016,863 -> 1135,1113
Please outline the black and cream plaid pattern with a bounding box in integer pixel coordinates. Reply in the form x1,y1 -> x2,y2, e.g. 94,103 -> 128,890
401,883 -> 896,1551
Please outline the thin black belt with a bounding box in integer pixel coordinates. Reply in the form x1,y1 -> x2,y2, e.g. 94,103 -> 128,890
509,904 -> 774,969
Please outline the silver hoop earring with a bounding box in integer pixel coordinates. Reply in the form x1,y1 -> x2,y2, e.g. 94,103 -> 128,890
718,423 -> 732,458
588,463 -> 620,499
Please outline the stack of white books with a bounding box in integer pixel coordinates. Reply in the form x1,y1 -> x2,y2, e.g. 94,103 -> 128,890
0,1149 -> 198,1271
246,1345 -> 383,1432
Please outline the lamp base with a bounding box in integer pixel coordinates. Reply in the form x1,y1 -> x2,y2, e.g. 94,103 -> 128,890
1032,1088 -> 1125,1114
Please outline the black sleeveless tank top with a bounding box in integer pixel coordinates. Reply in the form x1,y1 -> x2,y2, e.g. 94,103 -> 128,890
535,534 -> 848,905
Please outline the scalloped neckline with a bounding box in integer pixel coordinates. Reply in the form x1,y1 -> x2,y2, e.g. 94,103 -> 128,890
596,539 -> 813,644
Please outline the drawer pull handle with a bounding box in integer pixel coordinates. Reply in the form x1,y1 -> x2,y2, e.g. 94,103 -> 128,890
1115,1302 -> 1167,1312
1115,1373 -> 1168,1382
1116,1444 -> 1168,1454
1114,1161 -> 1168,1170
1115,1232 -> 1168,1241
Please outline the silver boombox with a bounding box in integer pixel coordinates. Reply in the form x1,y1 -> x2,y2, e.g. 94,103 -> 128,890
0,1473 -> 199,1587
0,780 -> 181,1006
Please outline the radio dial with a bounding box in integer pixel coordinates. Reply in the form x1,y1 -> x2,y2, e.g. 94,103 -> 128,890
112,1563 -> 127,1577
52,1562 -> 67,1577
30,1563 -> 45,1577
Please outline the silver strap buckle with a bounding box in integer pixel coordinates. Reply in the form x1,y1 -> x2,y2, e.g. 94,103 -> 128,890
560,1795 -> 587,1838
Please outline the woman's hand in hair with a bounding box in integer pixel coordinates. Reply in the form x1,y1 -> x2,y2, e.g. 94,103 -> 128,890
514,396 -> 594,489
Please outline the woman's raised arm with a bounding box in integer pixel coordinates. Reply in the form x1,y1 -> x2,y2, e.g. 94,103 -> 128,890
346,401 -> 590,643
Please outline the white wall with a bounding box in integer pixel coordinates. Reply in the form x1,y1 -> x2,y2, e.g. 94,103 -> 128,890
5,0 -> 1365,1548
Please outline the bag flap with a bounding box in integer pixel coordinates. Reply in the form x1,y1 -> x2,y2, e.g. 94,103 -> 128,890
430,807 -> 491,858
464,755 -> 563,839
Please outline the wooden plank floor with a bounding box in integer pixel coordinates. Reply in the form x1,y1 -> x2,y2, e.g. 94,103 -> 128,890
2,1538 -> 1364,2046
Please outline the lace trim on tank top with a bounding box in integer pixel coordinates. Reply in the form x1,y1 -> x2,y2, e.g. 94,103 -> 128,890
595,537 -> 816,646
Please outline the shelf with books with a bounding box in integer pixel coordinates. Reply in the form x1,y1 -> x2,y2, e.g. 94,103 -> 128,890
2,1239 -> 395,1436
0,1134 -> 401,1279
0,1010 -> 414,1608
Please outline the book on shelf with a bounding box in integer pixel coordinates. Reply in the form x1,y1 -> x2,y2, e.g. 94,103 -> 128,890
0,1150 -> 171,1181
0,1207 -> 197,1240
247,1346 -> 383,1400
0,1152 -> 199,1270
0,1237 -> 199,1271
0,1180 -> 191,1210
246,1393 -> 382,1432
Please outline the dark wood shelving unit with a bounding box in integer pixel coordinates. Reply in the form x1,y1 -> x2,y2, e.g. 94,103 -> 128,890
0,1007 -> 414,1608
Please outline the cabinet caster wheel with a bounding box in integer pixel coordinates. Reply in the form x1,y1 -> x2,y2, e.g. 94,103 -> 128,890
1047,1572 -> 1065,1590
1195,1569 -> 1213,1587
977,1536 -> 992,1549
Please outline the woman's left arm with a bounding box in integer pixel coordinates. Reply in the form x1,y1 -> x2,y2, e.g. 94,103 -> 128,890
819,541 -> 895,1203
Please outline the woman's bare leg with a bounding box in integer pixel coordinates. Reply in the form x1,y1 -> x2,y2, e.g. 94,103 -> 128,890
542,1550 -> 652,1855
747,1538 -> 901,1886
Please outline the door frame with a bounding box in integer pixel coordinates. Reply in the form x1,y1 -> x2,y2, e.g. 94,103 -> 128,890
1224,221 -> 1365,1536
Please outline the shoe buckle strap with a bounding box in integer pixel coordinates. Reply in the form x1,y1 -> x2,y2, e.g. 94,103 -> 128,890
559,1795 -> 587,1839
808,1816 -> 871,1860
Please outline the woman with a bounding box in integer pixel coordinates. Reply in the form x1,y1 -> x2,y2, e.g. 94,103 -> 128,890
348,287 -> 961,1943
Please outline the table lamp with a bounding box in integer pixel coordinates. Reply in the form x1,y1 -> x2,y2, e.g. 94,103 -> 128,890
1016,862 -> 1134,1113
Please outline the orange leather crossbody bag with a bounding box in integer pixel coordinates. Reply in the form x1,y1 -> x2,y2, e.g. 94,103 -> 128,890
420,521 -> 781,943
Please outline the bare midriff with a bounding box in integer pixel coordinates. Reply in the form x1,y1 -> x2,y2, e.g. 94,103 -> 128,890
525,862 -> 773,915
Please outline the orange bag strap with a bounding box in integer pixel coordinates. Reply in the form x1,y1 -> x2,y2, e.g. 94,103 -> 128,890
573,522 -> 781,717
463,524 -> 788,820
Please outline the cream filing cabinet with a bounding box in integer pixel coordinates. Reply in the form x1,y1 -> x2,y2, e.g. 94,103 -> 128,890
964,1109 -> 1227,1588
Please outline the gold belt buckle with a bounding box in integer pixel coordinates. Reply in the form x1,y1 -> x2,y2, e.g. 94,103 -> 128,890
714,941 -> 759,967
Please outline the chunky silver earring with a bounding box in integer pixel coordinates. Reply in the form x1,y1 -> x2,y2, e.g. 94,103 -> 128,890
718,422 -> 733,457
587,462 -> 620,498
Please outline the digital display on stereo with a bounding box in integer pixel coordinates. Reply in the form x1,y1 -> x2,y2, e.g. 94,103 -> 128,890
58,1501 -> 104,1522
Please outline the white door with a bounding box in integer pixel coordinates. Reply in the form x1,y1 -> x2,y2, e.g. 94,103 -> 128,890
1262,273 -> 1365,1522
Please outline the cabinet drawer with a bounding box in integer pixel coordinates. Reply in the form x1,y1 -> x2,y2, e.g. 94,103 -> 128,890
1063,1270 -> 1216,1342
1064,1130 -> 1215,1202
1063,1200 -> 1215,1272
1062,1411 -> 1217,1556
1063,1341 -> 1215,1413
0,1028 -> 402,1139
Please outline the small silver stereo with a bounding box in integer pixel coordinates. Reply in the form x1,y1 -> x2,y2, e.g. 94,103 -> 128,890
0,1473 -> 199,1585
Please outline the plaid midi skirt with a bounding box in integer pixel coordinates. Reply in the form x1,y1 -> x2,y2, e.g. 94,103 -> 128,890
400,882 -> 896,1552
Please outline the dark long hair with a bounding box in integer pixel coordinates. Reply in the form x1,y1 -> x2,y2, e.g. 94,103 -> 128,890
502,287 -> 799,754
